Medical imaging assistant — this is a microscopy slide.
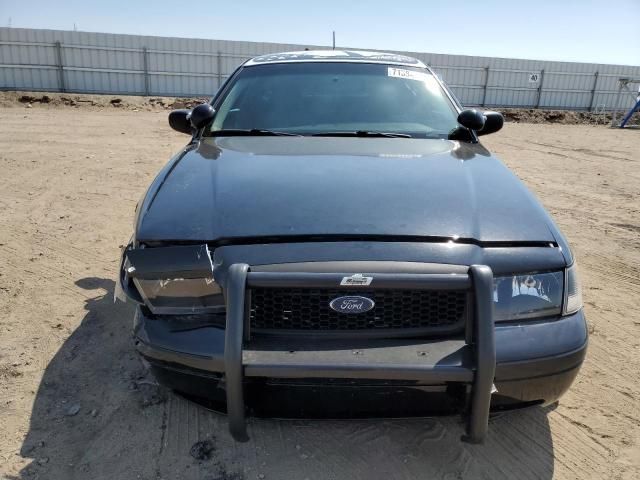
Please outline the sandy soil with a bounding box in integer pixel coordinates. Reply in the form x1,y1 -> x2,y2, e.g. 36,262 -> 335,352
0,103 -> 639,480
2,90 -> 637,125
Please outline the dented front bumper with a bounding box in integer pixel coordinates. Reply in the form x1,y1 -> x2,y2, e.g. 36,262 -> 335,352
119,244 -> 587,444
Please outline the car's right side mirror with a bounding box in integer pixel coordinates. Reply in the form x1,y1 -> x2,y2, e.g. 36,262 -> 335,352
477,111 -> 504,136
168,109 -> 193,135
189,103 -> 215,130
168,103 -> 216,135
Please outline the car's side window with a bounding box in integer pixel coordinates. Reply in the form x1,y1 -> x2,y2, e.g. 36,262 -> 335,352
211,80 -> 247,131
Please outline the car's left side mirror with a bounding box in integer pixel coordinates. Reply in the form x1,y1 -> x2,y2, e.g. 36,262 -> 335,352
477,111 -> 504,136
456,109 -> 504,137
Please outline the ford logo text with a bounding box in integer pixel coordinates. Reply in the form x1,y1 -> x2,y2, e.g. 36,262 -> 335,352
329,296 -> 375,314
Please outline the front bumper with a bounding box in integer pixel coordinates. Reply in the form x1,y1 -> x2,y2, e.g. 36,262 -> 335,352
135,310 -> 586,412
129,262 -> 588,444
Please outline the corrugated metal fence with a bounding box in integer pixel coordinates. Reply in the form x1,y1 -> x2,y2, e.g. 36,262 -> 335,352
1,27 -> 639,111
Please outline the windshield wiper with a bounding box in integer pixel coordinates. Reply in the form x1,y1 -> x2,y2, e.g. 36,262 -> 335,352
209,129 -> 302,137
311,130 -> 412,138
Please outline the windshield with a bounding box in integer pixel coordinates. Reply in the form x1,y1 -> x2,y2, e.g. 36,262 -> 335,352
207,62 -> 460,138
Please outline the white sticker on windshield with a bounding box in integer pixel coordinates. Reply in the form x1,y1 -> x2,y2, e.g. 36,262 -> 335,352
387,67 -> 430,82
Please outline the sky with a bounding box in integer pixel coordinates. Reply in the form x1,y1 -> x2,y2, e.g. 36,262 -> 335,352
2,0 -> 639,66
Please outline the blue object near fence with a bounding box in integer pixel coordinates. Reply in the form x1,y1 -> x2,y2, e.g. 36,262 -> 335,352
619,99 -> 640,128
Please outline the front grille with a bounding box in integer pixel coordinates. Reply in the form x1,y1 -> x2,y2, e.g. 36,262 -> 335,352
249,288 -> 467,333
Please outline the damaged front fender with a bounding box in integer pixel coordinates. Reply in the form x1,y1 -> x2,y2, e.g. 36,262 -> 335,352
114,242 -> 143,304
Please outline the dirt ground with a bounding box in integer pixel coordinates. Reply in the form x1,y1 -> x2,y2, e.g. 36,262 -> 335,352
2,90 -> 638,126
0,99 -> 639,480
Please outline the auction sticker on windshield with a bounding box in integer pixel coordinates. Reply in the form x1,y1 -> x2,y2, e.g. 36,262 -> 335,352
388,67 -> 430,82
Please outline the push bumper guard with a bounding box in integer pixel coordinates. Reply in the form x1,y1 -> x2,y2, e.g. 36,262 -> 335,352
224,263 -> 495,444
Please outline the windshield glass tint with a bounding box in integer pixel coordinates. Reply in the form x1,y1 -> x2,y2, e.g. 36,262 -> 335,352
208,63 -> 459,138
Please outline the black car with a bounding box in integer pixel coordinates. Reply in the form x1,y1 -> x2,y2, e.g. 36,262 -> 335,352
116,50 -> 587,444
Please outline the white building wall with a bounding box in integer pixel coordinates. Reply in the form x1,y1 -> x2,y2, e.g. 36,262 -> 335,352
1,27 -> 638,111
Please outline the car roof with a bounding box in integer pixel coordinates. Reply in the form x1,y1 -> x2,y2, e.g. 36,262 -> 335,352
244,50 -> 427,68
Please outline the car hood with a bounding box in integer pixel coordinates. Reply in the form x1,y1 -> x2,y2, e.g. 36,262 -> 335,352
136,136 -> 557,244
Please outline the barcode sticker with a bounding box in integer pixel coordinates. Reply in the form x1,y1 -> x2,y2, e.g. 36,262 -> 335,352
388,67 -> 430,82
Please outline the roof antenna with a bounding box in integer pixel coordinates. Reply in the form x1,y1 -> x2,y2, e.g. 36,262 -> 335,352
332,31 -> 336,50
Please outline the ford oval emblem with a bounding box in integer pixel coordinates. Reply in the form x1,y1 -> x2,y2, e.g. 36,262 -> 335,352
329,296 -> 375,314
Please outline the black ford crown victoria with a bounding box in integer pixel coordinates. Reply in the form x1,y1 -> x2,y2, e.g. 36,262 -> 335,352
117,50 -> 587,443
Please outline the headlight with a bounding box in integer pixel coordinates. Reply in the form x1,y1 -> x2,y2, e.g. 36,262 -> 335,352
133,277 -> 224,314
493,271 -> 564,322
124,244 -> 224,315
564,262 -> 583,315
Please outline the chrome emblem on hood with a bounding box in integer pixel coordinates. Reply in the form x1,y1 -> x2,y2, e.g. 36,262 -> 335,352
329,296 -> 375,314
340,274 -> 373,286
